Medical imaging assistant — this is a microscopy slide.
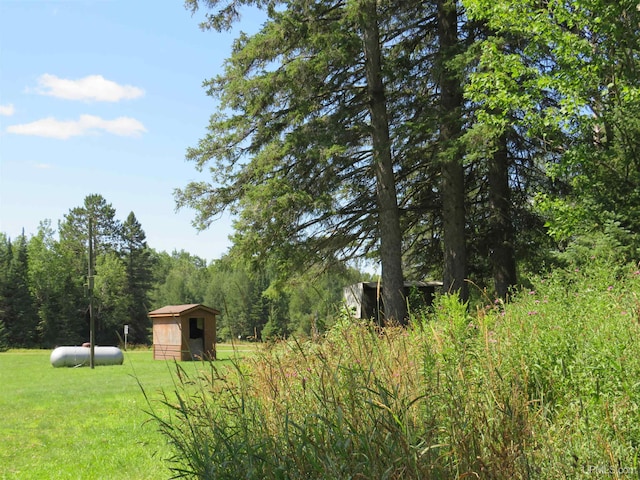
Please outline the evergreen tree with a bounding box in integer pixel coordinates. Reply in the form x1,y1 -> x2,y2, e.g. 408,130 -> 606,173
0,234 -> 11,350
58,195 -> 126,343
437,0 -> 468,299
200,253 -> 267,340
178,0 -> 417,323
121,212 -> 155,344
59,194 -> 122,264
0,233 -> 38,347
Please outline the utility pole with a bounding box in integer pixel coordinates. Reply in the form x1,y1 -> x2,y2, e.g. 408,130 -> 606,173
88,217 -> 95,369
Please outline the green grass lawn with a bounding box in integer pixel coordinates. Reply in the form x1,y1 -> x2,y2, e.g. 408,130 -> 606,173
0,345 -> 255,479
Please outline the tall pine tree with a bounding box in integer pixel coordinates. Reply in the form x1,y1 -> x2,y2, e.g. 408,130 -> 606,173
177,0 -> 464,322
121,212 -> 155,344
0,233 -> 38,347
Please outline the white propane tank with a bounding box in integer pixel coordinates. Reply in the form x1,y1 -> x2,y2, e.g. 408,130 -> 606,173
50,346 -> 124,367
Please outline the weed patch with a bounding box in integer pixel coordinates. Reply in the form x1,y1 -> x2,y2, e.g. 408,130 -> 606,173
150,262 -> 640,479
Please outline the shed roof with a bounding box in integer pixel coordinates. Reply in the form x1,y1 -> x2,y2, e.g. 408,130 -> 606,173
358,281 -> 443,289
148,304 -> 220,317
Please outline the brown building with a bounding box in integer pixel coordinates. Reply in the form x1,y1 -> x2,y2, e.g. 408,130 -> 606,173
149,304 -> 219,361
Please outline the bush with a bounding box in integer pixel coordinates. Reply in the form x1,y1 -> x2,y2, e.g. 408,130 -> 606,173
148,259 -> 640,479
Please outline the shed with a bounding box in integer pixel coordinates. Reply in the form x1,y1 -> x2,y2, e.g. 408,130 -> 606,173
149,304 -> 219,361
343,281 -> 443,321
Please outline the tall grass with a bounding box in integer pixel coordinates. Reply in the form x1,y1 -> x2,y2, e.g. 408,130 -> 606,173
149,260 -> 640,479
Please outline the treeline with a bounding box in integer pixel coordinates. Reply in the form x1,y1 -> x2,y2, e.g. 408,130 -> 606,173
152,249 -> 363,341
0,194 -> 365,349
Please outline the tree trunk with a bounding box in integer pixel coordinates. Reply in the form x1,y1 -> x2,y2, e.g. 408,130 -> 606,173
360,0 -> 407,324
488,131 -> 517,298
438,0 -> 468,301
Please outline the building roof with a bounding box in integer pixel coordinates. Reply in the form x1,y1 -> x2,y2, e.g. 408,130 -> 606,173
358,281 -> 443,289
148,304 -> 220,317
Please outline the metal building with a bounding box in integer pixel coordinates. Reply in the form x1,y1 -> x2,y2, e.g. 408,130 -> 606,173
343,281 -> 442,322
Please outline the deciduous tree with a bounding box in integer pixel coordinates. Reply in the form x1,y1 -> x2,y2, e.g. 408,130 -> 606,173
29,221 -> 92,346
464,0 -> 640,260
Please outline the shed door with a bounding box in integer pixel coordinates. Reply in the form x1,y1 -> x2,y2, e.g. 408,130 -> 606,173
188,317 -> 204,359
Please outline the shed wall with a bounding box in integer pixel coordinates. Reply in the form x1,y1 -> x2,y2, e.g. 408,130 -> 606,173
153,317 -> 182,360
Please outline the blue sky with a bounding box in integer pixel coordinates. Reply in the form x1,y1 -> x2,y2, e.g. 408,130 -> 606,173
0,1 -> 263,262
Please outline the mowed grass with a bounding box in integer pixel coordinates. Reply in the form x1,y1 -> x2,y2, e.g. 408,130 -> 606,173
0,344 -> 256,480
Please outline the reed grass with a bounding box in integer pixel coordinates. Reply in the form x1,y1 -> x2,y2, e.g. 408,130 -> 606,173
149,260 -> 640,479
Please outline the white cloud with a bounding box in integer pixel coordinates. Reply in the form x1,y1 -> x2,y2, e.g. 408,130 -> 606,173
34,163 -> 54,169
0,104 -> 15,116
7,115 -> 147,139
34,74 -> 145,102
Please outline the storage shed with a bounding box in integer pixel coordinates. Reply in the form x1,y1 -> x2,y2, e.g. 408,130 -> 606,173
344,281 -> 443,322
149,304 -> 219,361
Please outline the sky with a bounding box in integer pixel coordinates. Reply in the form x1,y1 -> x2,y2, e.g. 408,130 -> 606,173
0,0 -> 264,263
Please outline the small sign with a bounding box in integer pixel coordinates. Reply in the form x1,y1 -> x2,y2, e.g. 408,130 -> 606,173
124,324 -> 129,351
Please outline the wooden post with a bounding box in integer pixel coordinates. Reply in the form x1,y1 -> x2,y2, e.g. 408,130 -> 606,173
88,217 -> 95,369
